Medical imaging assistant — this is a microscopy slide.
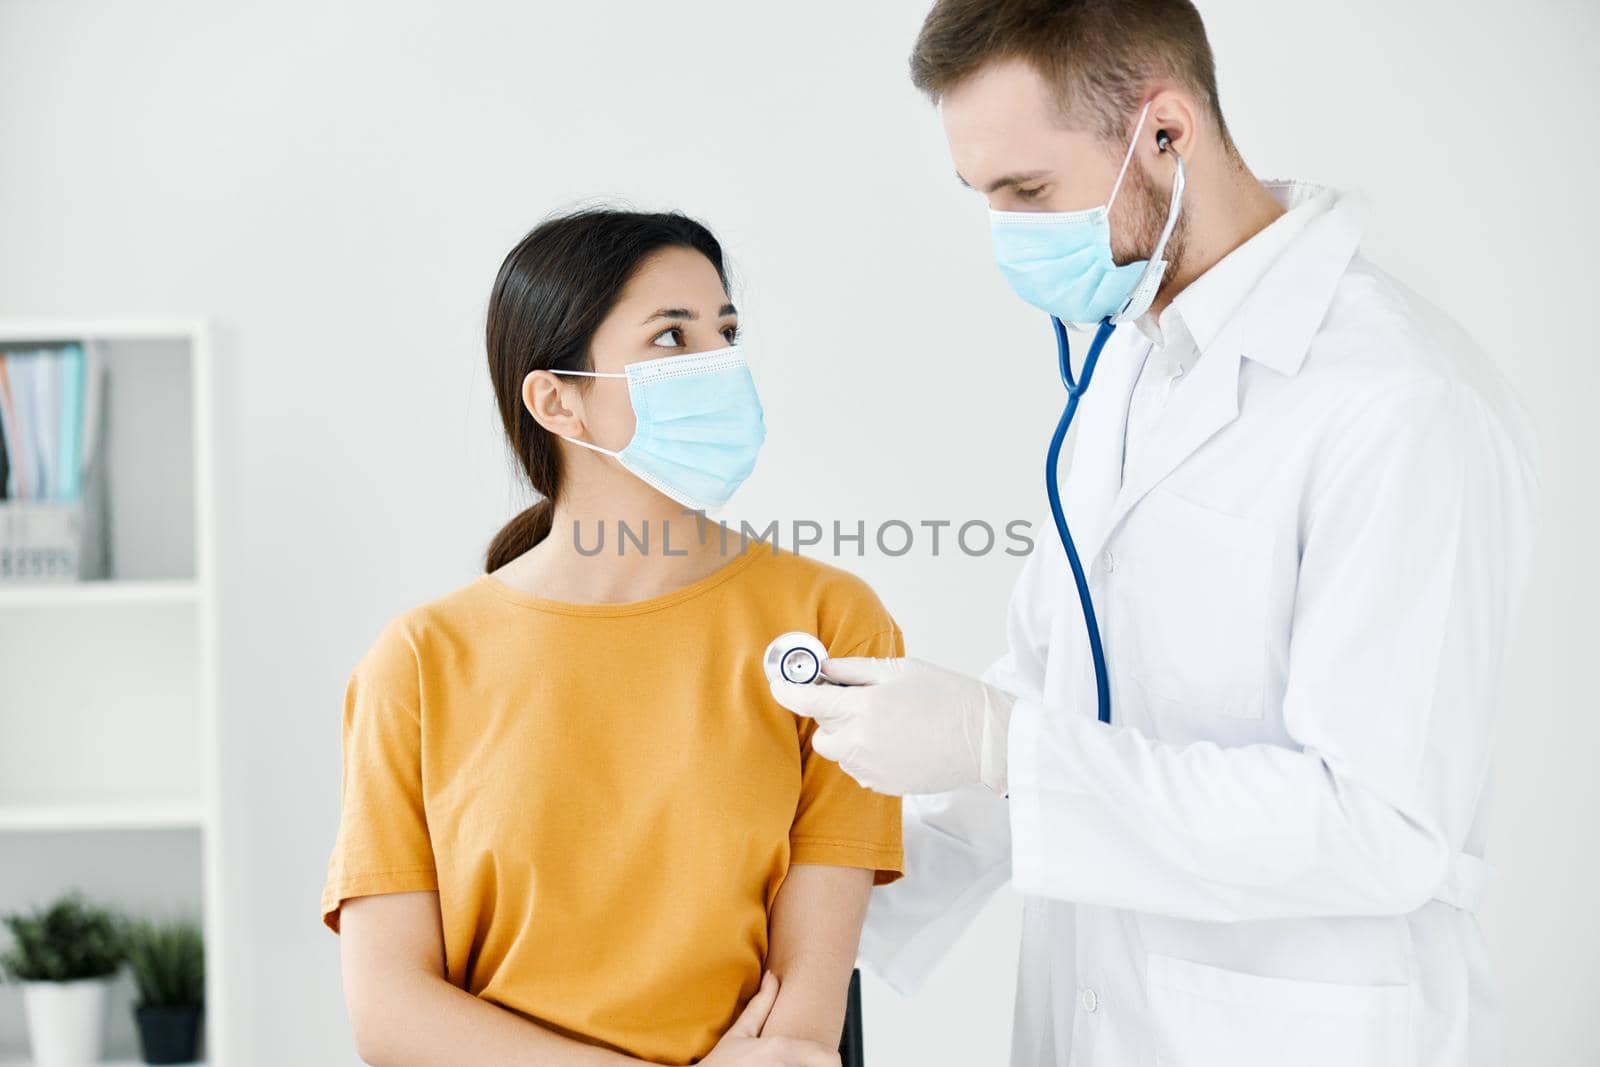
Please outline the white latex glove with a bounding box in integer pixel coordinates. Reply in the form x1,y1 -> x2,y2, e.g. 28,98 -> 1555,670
769,656 -> 1017,797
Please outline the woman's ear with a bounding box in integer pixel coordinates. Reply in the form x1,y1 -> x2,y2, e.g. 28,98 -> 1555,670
523,370 -> 585,439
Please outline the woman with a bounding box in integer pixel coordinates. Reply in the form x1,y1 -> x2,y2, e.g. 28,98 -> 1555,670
320,208 -> 905,1067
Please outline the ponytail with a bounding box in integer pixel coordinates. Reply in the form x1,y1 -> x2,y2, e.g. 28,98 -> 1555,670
485,499 -> 554,572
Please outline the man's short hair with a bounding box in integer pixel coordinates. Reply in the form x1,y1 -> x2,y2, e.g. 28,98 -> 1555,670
909,0 -> 1232,147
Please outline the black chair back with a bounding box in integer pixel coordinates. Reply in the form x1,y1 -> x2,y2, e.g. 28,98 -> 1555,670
838,968 -> 864,1067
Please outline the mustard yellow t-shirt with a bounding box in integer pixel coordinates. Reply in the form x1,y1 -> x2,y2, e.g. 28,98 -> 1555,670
320,546 -> 904,1065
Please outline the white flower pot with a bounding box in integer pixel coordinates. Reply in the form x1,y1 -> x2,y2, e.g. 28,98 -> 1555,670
21,977 -> 110,1066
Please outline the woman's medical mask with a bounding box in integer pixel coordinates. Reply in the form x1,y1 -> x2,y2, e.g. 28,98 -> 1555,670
549,345 -> 765,512
989,103 -> 1185,326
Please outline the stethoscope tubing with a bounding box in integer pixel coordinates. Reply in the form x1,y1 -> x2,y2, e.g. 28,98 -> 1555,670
1045,316 -> 1117,725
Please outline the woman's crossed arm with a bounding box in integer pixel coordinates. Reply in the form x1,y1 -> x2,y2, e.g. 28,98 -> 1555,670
758,864 -> 874,1048
338,891 -> 840,1067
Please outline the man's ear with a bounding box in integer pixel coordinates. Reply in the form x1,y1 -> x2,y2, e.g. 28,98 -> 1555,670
523,370 -> 585,439
1144,88 -> 1199,164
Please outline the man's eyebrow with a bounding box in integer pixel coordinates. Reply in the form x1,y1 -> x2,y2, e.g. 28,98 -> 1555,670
956,169 -> 1051,194
640,303 -> 739,326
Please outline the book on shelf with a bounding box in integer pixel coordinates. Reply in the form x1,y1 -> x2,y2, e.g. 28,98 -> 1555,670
0,342 -> 109,581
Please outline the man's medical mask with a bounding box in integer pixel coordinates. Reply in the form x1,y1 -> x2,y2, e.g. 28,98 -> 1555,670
550,345 -> 766,512
989,103 -> 1183,326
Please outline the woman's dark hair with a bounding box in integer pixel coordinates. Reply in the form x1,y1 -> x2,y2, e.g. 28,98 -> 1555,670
483,208 -> 729,571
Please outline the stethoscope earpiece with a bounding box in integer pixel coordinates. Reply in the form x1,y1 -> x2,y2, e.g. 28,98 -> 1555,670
1156,129 -> 1173,152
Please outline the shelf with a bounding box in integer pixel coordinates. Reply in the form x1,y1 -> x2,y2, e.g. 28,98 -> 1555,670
0,802 -> 207,833
0,1060 -> 205,1067
0,581 -> 201,609
0,317 -> 205,344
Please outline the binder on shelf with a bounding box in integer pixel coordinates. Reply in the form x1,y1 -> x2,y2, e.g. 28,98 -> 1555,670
0,342 -> 109,582
0,382 -> 9,500
58,342 -> 85,500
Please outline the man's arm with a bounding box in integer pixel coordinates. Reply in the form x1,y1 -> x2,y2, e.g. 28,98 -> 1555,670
1007,380 -> 1537,920
807,523 -> 1054,995
339,892 -> 647,1066
856,785 -> 1012,995
759,864 -> 873,1045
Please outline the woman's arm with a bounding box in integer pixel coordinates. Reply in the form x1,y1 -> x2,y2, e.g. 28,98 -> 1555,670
758,864 -> 874,1045
341,892 -> 839,1067
340,891 -> 645,1066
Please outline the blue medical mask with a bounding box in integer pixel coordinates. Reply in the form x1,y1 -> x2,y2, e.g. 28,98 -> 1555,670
989,103 -> 1183,326
550,345 -> 766,512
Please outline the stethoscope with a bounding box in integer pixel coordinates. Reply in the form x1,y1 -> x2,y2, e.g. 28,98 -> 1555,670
766,134 -> 1187,730
764,631 -> 829,686
1047,132 -> 1185,726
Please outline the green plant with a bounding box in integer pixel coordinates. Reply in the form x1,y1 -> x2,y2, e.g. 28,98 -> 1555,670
124,917 -> 204,1009
0,892 -> 124,982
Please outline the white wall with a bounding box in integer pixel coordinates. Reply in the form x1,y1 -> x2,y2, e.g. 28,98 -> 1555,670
0,1 -> 1594,1063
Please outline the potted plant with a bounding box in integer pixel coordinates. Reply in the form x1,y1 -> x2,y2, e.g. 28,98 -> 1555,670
124,917 -> 204,1065
0,892 -> 124,1067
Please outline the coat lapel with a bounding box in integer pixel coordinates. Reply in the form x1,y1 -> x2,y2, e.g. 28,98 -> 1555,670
1101,318 -> 1245,537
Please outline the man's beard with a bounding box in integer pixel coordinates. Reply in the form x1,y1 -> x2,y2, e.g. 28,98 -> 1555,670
1110,160 -> 1188,303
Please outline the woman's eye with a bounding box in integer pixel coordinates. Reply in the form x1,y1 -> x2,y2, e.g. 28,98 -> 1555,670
722,326 -> 739,344
651,327 -> 684,348
1017,186 -> 1045,202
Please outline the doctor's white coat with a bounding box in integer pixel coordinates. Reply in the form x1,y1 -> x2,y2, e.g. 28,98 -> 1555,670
859,183 -> 1540,1067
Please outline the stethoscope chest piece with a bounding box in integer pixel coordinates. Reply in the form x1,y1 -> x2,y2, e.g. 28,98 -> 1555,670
764,631 -> 828,686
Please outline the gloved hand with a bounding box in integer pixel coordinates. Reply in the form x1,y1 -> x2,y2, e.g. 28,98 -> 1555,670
769,656 -> 1017,796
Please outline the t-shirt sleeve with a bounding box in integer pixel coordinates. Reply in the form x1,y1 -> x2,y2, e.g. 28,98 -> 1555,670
789,622 -> 906,886
320,619 -> 439,932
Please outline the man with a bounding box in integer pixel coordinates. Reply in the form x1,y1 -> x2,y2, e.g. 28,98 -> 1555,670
769,2 -> 1539,1064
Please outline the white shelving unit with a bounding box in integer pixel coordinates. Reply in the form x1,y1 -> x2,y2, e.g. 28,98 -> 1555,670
0,320 -> 219,1066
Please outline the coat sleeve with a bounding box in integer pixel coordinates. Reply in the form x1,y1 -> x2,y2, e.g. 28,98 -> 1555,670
856,524 -> 1062,993
1006,380 -> 1539,922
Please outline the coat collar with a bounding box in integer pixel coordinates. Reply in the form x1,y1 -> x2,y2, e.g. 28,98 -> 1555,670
1235,181 -> 1366,377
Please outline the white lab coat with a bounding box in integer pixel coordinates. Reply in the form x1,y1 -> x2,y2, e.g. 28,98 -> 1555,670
859,183 -> 1540,1067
